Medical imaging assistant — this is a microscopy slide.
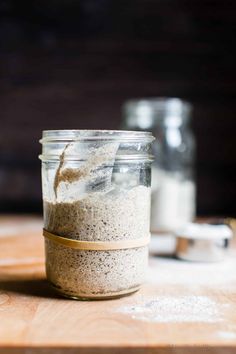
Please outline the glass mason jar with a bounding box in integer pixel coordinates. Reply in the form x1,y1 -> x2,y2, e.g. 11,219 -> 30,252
122,98 -> 196,233
39,130 -> 154,300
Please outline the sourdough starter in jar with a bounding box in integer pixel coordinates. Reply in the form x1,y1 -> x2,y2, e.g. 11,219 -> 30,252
40,130 -> 154,299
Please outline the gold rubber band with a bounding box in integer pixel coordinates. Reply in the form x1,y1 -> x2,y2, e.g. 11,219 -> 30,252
43,229 -> 150,251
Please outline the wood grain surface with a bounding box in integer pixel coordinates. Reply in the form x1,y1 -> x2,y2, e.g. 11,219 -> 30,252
0,216 -> 236,354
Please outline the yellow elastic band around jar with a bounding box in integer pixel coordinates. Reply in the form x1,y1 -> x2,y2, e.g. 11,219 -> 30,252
43,229 -> 150,251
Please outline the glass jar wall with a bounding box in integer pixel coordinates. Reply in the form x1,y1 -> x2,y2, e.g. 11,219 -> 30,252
39,130 -> 154,299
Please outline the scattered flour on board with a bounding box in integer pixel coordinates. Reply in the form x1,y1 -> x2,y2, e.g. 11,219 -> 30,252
116,295 -> 222,323
217,331 -> 236,340
0,221 -> 42,237
147,256 -> 236,289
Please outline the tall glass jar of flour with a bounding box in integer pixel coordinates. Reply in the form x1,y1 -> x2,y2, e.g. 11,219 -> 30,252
39,130 -> 154,300
122,98 -> 196,233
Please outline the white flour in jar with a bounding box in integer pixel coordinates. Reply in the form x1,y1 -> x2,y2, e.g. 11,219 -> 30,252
151,167 -> 196,232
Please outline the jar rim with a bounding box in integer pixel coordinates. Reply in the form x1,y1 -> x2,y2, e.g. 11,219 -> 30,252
40,129 -> 155,143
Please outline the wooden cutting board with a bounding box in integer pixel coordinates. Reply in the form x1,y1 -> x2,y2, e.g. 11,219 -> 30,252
0,216 -> 236,354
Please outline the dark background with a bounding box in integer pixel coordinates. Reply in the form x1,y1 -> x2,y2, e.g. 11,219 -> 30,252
0,0 -> 236,215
